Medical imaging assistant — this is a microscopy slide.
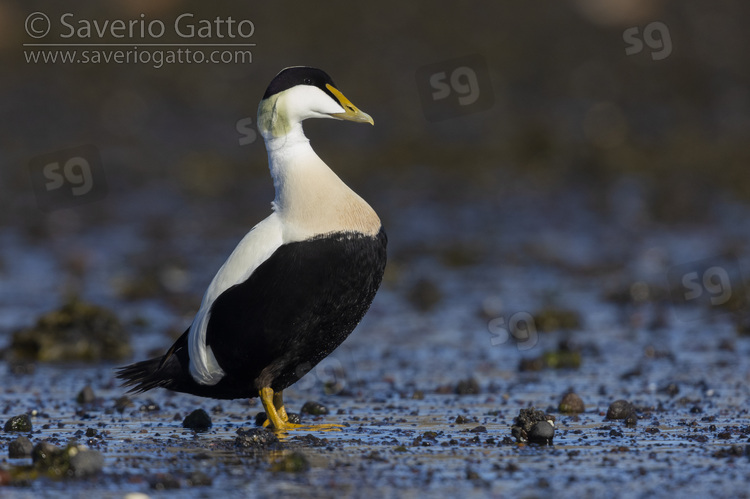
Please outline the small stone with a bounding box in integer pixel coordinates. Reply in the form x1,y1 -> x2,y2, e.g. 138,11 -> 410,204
270,451 -> 310,472
31,441 -> 60,466
455,378 -> 480,395
8,436 -> 33,458
511,407 -> 556,444
254,412 -> 267,426
76,385 -> 96,404
294,434 -> 328,447
182,409 -> 212,431
301,401 -> 329,416
149,473 -> 181,490
606,400 -> 634,420
625,411 -> 638,428
470,425 -> 487,433
559,392 -> 584,414
455,415 -> 469,424
235,428 -> 279,450
287,413 -> 301,424
528,421 -> 555,445
255,412 -> 301,426
186,470 -> 213,486
4,414 -> 32,433
662,382 -> 680,397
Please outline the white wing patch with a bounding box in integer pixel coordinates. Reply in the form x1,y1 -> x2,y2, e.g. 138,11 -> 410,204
188,213 -> 284,385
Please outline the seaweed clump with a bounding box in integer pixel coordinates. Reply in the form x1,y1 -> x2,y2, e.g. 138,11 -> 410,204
9,298 -> 131,362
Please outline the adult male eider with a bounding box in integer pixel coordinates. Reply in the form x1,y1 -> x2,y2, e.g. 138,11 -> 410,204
116,67 -> 387,431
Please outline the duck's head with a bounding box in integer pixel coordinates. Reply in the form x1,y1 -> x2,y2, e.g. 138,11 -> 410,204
257,66 -> 373,140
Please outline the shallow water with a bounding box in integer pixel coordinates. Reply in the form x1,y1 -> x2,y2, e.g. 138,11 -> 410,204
1,179 -> 750,498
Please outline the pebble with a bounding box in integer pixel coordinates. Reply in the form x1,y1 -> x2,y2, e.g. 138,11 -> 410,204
4,414 -> 32,432
559,392 -> 585,413
235,428 -> 280,450
301,401 -> 329,416
8,436 -> 33,457
254,412 -> 301,426
606,400 -> 634,420
182,409 -> 212,431
76,385 -> 96,404
511,408 -> 556,445
528,421 -> 555,445
455,378 -> 480,395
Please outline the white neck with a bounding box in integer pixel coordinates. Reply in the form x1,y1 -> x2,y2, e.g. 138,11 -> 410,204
264,125 -> 380,242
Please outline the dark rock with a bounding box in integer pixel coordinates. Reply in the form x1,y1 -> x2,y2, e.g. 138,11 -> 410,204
182,409 -> 212,431
76,385 -> 96,404
254,412 -> 267,426
528,421 -> 555,445
150,473 -> 181,490
661,383 -> 680,397
294,434 -> 328,447
607,400 -> 634,420
32,441 -> 60,466
470,426 -> 487,433
235,427 -> 279,450
287,413 -> 301,424
10,298 -> 131,362
4,414 -> 32,432
301,401 -> 329,416
559,392 -> 585,413
186,471 -> 213,486
455,415 -> 469,424
455,377 -> 480,395
255,411 -> 301,426
713,445 -> 750,458
511,408 -> 555,445
270,451 -> 309,472
625,411 -> 638,428
8,436 -> 33,458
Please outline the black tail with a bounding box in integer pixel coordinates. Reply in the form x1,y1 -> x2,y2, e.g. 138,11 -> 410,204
116,357 -> 174,393
115,329 -> 192,394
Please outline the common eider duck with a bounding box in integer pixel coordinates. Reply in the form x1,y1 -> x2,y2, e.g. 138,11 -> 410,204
117,67 -> 387,431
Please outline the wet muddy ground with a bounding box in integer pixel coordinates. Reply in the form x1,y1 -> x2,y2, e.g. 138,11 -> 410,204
1,177 -> 749,498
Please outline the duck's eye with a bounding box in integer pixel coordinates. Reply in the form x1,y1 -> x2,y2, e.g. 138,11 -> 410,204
303,78 -> 312,85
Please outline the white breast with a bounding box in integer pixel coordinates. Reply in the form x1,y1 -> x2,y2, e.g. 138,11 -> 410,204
188,213 -> 284,385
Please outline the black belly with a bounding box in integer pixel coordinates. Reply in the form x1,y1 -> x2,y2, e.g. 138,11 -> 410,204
205,227 -> 387,396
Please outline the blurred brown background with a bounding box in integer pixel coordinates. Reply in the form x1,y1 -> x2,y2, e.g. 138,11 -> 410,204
0,0 -> 748,276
